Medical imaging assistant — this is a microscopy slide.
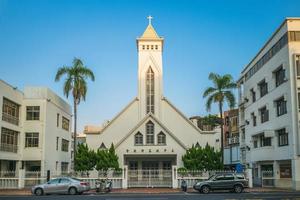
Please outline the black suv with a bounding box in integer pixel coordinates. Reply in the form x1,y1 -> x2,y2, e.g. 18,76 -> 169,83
193,173 -> 248,194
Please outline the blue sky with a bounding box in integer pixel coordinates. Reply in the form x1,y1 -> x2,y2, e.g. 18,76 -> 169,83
1,0 -> 300,132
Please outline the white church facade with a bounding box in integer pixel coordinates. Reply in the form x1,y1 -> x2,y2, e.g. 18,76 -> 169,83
85,18 -> 220,187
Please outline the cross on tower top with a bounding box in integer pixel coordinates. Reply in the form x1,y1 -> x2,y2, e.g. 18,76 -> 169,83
147,15 -> 153,25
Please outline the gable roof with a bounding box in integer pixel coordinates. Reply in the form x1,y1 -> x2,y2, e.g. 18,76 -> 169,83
140,24 -> 160,39
162,97 -> 217,134
115,113 -> 187,150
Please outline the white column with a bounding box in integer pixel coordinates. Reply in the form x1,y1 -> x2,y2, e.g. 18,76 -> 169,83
292,158 -> 300,190
18,169 -> 25,189
246,168 -> 253,188
122,165 -> 128,189
172,165 -> 177,189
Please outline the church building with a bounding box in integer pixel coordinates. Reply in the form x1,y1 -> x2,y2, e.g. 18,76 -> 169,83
85,17 -> 220,187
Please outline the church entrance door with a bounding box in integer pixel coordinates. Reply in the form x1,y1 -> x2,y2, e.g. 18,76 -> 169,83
128,161 -> 172,188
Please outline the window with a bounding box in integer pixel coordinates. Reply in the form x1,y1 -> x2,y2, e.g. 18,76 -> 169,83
2,98 -> 20,125
26,106 -> 40,120
258,80 -> 268,97
277,128 -> 288,146
61,162 -> 68,173
296,55 -> 300,77
163,161 -> 171,170
155,45 -> 158,50
62,117 -> 69,131
280,164 -> 291,178
142,45 -> 145,50
57,113 -> 59,127
274,66 -> 285,87
260,135 -> 272,147
298,89 -> 300,111
253,140 -> 258,148
129,161 -> 138,170
157,132 -> 166,145
56,137 -> 59,151
48,178 -> 60,184
250,89 -> 256,102
224,174 -> 235,180
146,121 -> 154,145
146,67 -> 155,114
61,139 -> 69,152
25,132 -> 39,147
260,106 -> 269,123
0,127 -> 18,152
275,97 -> 287,116
134,132 -> 143,145
60,178 -> 70,184
251,113 -> 257,127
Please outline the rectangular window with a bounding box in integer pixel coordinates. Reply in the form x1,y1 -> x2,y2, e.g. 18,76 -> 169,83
258,80 -> 268,97
0,127 -> 18,153
25,132 -> 39,147
61,162 -> 69,174
61,139 -> 69,152
2,98 -> 20,125
57,113 -> 60,127
274,66 -> 285,87
260,106 -> 269,123
296,55 -> 300,77
280,164 -> 292,178
277,128 -> 288,146
251,112 -> 257,127
276,97 -> 287,116
56,137 -> 59,151
253,140 -> 258,148
250,88 -> 256,102
260,135 -> 272,147
26,106 -> 40,120
62,117 -> 69,131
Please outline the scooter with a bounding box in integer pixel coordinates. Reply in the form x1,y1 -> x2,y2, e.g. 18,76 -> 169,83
95,179 -> 112,193
181,179 -> 187,192
105,179 -> 112,192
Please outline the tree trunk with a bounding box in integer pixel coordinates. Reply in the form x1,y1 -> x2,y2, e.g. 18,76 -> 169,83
73,99 -> 77,171
219,102 -> 224,166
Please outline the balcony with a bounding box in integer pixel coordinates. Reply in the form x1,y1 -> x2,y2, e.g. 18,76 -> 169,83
0,143 -> 18,153
226,136 -> 240,146
2,112 -> 19,126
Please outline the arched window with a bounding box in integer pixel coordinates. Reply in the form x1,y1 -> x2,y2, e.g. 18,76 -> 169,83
157,132 -> 166,145
146,67 -> 154,114
135,132 -> 143,145
146,121 -> 154,144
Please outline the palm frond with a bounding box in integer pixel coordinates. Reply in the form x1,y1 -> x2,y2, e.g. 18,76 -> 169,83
224,91 -> 236,109
203,87 -> 217,98
205,95 -> 214,112
55,66 -> 70,82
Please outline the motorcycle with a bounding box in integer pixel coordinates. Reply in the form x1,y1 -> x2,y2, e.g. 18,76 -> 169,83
181,179 -> 187,192
95,179 -> 112,193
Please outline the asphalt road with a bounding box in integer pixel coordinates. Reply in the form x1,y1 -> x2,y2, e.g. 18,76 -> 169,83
1,192 -> 300,200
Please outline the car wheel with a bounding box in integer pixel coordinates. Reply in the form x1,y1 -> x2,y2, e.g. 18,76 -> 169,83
201,185 -> 210,194
34,188 -> 43,196
234,185 -> 243,193
68,187 -> 77,195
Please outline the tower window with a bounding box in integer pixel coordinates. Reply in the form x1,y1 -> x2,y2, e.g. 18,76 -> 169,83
147,45 -> 149,50
146,121 -> 154,145
142,45 -> 145,50
151,45 -> 153,50
146,67 -> 155,114
155,45 -> 158,50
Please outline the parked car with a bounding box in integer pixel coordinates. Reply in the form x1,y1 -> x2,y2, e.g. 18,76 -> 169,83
31,177 -> 90,196
193,173 -> 248,194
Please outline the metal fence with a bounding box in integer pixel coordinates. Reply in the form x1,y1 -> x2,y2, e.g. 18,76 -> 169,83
261,170 -> 275,187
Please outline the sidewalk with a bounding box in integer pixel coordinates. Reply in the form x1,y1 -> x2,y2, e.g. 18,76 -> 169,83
0,187 -> 295,196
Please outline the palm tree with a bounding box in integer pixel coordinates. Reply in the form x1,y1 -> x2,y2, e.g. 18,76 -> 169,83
203,72 -> 236,164
55,58 -> 95,169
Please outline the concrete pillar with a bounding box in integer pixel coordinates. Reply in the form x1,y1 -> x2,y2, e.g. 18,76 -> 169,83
246,168 -> 253,188
273,161 -> 280,187
18,169 -> 25,189
122,165 -> 128,189
292,158 -> 300,190
172,165 -> 177,189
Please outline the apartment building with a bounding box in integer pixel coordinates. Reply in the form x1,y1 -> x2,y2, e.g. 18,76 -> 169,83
223,109 -> 240,169
0,79 -> 72,174
238,18 -> 300,190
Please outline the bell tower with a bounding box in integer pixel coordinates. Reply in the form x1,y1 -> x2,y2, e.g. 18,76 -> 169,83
137,16 -> 164,119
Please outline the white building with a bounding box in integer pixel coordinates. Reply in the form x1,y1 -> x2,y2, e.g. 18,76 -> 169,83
86,19 -> 220,188
238,18 -> 300,190
0,79 -> 72,174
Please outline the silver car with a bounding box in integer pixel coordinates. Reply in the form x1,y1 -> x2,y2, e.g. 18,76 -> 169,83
31,177 -> 90,195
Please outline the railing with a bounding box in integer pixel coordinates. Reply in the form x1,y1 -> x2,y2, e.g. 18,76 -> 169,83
0,143 -> 18,153
228,136 -> 240,145
261,170 -> 275,187
2,112 -> 19,126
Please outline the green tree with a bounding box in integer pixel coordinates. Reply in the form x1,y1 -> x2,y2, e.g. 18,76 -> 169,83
74,143 -> 96,171
55,58 -> 95,168
203,72 -> 236,164
182,143 -> 223,171
95,143 -> 119,171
